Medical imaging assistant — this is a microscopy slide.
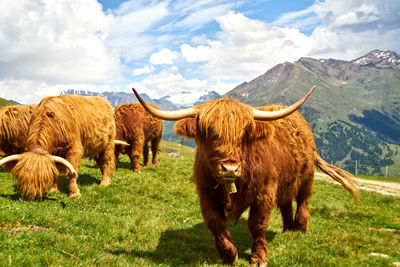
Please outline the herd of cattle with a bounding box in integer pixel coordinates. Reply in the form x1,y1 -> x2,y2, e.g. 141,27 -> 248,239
0,86 -> 359,265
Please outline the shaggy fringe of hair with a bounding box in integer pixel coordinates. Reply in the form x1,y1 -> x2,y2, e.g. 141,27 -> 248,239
27,102 -> 69,149
316,154 -> 360,200
11,151 -> 59,200
198,98 -> 255,154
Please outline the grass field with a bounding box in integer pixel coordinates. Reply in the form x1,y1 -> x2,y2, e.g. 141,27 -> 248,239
0,141 -> 399,266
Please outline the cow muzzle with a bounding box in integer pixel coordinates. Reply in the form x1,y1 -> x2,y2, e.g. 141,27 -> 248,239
216,162 -> 241,183
216,162 -> 241,194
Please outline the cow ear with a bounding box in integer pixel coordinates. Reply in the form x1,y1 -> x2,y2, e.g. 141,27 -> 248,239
175,118 -> 197,139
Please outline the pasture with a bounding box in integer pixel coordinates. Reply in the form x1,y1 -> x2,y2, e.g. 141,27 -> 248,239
0,140 -> 399,266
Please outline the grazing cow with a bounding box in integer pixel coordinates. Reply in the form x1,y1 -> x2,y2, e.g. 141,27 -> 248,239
0,95 -> 116,200
132,86 -> 359,266
114,102 -> 162,172
0,104 -> 36,157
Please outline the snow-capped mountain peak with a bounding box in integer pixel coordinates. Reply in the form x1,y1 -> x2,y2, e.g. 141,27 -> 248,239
352,49 -> 400,67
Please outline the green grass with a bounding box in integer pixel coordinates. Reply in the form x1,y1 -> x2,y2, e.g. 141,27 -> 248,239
0,97 -> 16,108
1,140 -> 399,266
355,174 -> 400,183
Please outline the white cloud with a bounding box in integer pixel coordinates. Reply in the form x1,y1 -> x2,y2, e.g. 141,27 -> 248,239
308,0 -> 400,59
271,5 -> 319,30
106,1 -> 170,62
150,48 -> 178,65
180,12 -> 311,82
131,67 -> 207,96
129,66 -> 236,106
133,65 -> 155,76
171,3 -> 233,30
0,0 -> 121,83
0,78 -> 117,104
181,44 -> 212,62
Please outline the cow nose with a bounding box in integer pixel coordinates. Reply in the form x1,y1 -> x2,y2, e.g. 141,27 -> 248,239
218,162 -> 241,178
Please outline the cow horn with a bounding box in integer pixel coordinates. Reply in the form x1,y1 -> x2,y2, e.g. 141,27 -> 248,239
51,156 -> 77,176
114,140 -> 130,146
253,85 -> 316,121
0,154 -> 21,167
132,88 -> 198,121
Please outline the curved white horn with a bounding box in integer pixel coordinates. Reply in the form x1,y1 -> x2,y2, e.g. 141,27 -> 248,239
132,88 -> 198,121
51,156 -> 77,176
114,140 -> 130,146
253,85 -> 316,121
0,154 -> 21,167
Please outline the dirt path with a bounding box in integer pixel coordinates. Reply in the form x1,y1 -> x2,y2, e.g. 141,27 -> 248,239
315,172 -> 400,197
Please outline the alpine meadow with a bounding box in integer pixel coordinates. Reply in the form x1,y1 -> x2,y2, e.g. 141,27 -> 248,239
0,141 -> 399,266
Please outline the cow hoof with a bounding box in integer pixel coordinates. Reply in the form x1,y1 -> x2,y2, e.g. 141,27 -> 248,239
49,186 -> 59,193
99,180 -> 111,187
69,192 -> 81,199
134,170 -> 142,174
232,253 -> 238,266
250,262 -> 267,267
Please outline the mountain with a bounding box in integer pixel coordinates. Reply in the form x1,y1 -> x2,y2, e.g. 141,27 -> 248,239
194,91 -> 220,105
0,97 -> 18,108
227,49 -> 400,177
60,90 -> 177,110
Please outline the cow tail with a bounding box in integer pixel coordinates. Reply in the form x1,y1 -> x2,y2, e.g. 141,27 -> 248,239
315,154 -> 360,200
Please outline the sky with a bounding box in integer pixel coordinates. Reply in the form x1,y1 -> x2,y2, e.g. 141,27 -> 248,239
1,0 -> 399,106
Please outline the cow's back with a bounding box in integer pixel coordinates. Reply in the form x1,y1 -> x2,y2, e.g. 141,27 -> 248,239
114,102 -> 162,142
27,95 -> 115,158
0,104 -> 36,156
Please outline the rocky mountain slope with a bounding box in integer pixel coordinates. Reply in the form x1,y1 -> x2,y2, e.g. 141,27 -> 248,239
227,50 -> 400,177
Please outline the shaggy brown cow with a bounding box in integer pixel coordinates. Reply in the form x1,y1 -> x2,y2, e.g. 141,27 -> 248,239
0,95 -> 116,200
0,104 -> 36,157
114,102 -> 162,172
132,86 -> 359,266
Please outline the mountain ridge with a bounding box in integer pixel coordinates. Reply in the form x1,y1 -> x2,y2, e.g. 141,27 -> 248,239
226,49 -> 400,176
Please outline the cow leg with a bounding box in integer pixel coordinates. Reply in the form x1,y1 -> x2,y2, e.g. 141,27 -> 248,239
143,143 -> 149,167
294,172 -> 313,232
49,181 -> 61,193
96,142 -> 116,187
151,136 -> 161,166
65,147 -> 83,199
248,198 -> 274,265
199,190 -> 238,265
294,186 -> 312,232
279,200 -> 295,232
114,146 -> 123,169
129,134 -> 144,172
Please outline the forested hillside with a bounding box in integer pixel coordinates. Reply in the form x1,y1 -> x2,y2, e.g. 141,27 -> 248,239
228,50 -> 400,177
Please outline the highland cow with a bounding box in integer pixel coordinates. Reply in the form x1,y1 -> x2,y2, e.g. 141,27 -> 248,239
114,102 -> 162,172
132,86 -> 359,266
0,95 -> 116,200
0,104 -> 36,157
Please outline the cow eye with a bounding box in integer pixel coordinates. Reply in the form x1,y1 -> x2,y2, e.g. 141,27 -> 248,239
46,111 -> 55,118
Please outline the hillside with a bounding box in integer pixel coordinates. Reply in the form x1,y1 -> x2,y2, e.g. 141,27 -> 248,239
0,140 -> 399,266
227,50 -> 400,177
0,97 -> 17,108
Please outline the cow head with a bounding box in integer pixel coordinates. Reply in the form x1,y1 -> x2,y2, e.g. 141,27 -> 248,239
132,86 -> 315,188
0,149 -> 76,200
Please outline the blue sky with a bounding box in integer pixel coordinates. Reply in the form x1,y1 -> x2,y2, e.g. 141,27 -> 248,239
0,0 -> 399,105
